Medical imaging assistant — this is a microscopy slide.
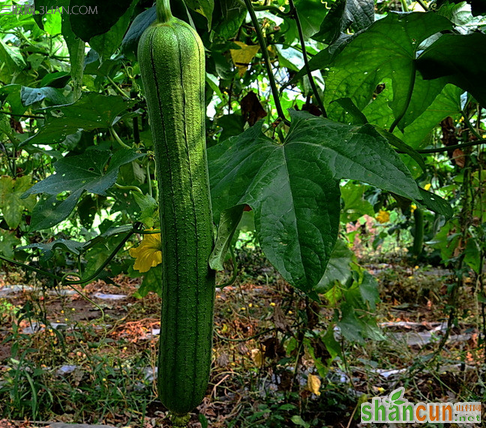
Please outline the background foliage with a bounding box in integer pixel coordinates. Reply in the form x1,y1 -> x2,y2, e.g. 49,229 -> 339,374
0,0 -> 485,424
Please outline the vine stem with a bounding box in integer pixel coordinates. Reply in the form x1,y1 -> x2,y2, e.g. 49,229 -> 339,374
463,110 -> 485,141
253,5 -> 291,16
243,0 -> 290,125
0,254 -> 106,318
106,75 -> 129,98
110,126 -> 132,149
115,183 -> 144,194
288,0 -> 327,117
415,138 -> 486,154
0,111 -> 45,119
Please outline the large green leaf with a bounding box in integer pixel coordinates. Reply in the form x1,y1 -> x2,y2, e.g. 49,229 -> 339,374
22,93 -> 132,146
416,32 -> 486,108
325,12 -> 453,129
286,112 -> 422,200
209,110 -> 422,294
210,119 -> 340,295
24,149 -> 144,230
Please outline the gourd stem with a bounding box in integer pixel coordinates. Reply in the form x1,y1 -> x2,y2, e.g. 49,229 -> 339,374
156,0 -> 173,23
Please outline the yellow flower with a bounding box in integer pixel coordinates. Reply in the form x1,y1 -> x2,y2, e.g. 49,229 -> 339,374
411,203 -> 417,213
424,183 -> 431,191
129,233 -> 162,272
376,210 -> 390,224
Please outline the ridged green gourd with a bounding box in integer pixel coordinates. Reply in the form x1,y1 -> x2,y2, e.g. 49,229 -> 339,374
137,0 -> 215,416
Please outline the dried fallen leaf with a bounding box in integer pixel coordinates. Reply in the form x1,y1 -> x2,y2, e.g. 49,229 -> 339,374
251,348 -> 264,367
307,373 -> 321,396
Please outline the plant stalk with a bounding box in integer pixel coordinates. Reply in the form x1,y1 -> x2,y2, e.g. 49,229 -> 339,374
288,0 -> 326,117
243,0 -> 289,125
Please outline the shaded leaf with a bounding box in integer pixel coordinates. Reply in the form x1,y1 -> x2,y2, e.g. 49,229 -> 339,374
0,40 -> 26,83
25,150 -> 144,230
294,0 -> 328,39
185,0 -> 214,27
316,239 -> 355,293
40,72 -> 71,88
90,0 -> 138,58
340,182 -> 374,223
121,6 -> 156,57
210,205 -> 244,271
337,302 -> 366,343
21,239 -> 85,258
29,191 -> 83,231
213,0 -> 246,39
21,86 -> 71,106
23,93 -> 133,146
417,188 -> 453,219
0,176 -> 36,229
240,91 -> 267,125
359,271 -> 379,310
416,32 -> 486,107
77,194 -> 98,229
0,230 -> 21,258
69,0 -> 134,42
217,113 -> 245,142
314,0 -> 374,43
25,150 -> 143,197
